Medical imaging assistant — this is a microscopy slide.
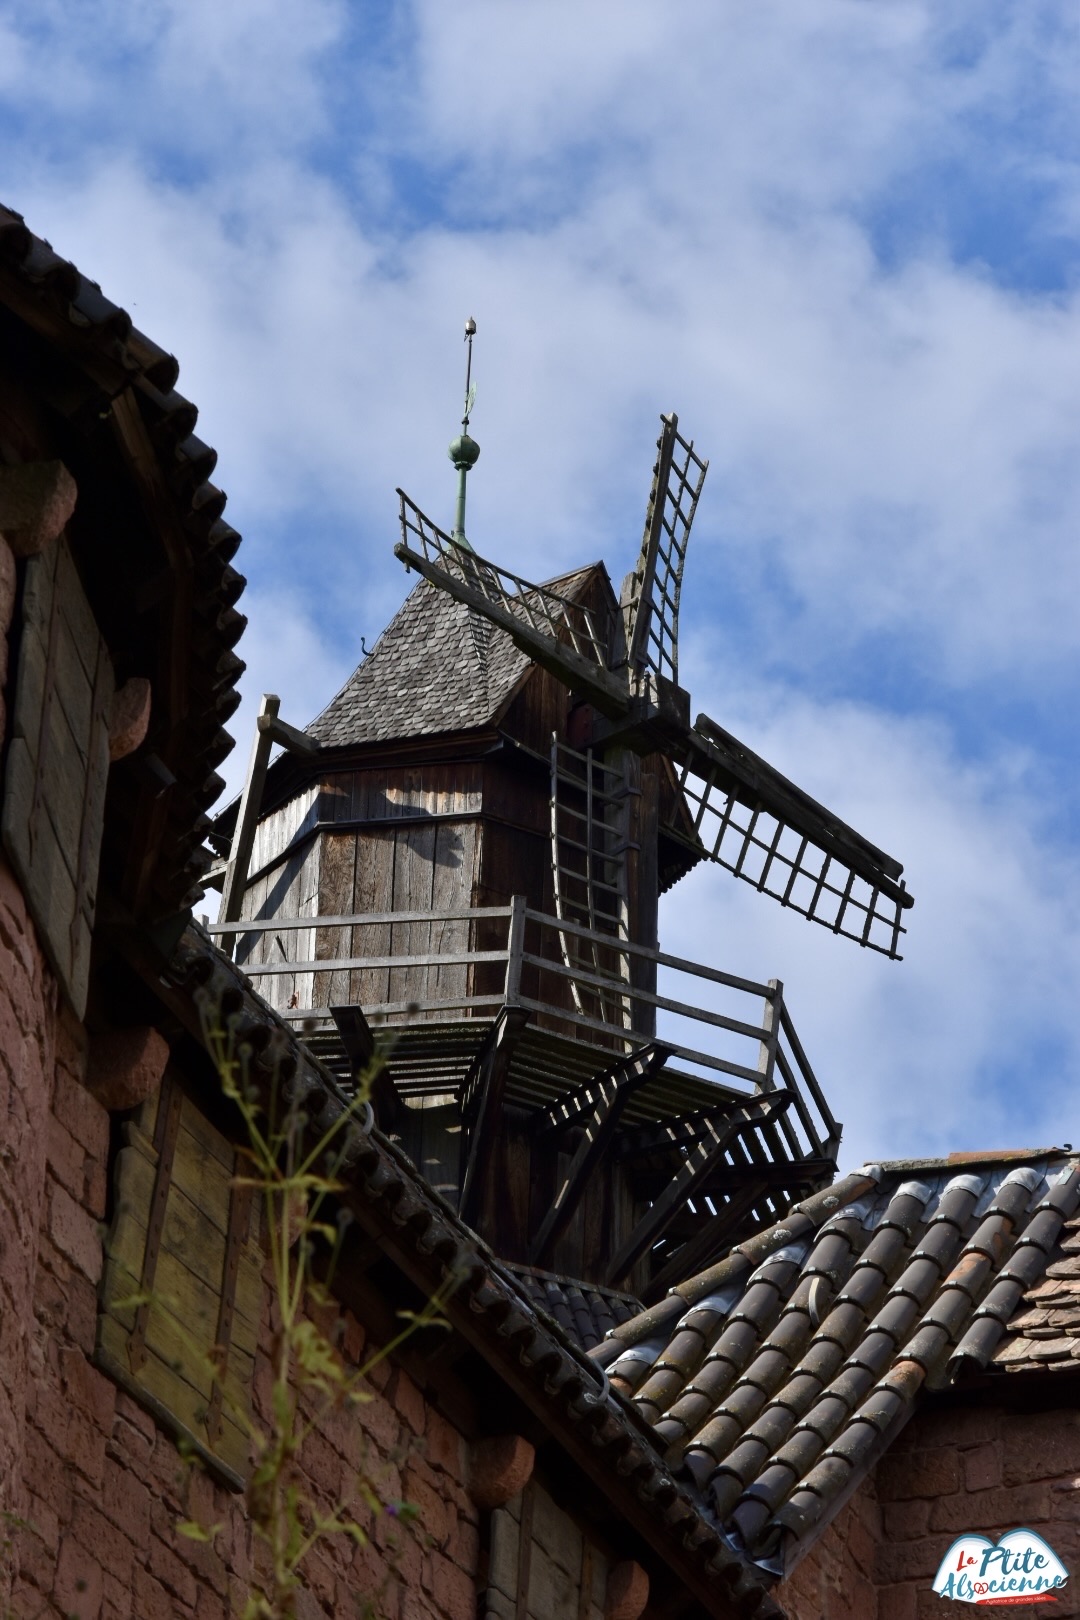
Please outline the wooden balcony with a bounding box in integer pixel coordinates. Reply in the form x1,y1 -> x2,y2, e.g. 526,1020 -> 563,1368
207,899 -> 840,1170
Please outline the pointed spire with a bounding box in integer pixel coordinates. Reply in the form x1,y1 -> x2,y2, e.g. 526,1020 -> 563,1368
448,317 -> 480,551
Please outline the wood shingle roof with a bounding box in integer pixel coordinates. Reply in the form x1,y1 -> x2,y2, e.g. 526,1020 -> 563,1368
307,566 -> 597,749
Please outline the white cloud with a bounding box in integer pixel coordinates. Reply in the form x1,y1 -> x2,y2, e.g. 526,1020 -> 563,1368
3,0 -> 1080,1163
661,662 -> 1080,1165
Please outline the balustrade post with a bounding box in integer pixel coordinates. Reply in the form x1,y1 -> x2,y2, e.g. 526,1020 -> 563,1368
757,979 -> 782,1091
504,894 -> 527,1007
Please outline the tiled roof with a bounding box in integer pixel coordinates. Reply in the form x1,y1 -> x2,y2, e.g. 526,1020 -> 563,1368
992,1206 -> 1080,1373
504,1262 -> 643,1351
307,565 -> 597,749
591,1151 -> 1080,1578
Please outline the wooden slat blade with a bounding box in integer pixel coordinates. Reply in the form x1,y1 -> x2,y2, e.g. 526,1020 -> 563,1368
667,712 -> 913,960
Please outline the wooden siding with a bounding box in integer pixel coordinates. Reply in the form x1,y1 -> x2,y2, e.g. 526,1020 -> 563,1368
2,535 -> 114,1016
96,1074 -> 262,1487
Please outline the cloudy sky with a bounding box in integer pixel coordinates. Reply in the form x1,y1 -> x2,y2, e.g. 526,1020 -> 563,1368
3,1 -> 1079,1166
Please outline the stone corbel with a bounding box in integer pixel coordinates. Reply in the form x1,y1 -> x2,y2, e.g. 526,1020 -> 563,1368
86,1026 -> 170,1111
0,459 -> 77,556
605,1561 -> 649,1620
467,1434 -> 536,1511
109,677 -> 152,761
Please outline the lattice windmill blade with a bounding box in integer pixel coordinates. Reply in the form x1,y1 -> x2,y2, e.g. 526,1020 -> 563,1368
622,414 -> 709,690
394,490 -> 630,716
666,713 -> 913,959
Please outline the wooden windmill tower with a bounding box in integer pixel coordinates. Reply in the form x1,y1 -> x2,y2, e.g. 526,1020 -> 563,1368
212,326 -> 913,1335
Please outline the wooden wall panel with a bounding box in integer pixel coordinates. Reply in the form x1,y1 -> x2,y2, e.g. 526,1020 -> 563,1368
2,535 -> 114,1016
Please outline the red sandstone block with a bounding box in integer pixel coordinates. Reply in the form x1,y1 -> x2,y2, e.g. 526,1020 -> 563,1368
46,1112 -> 84,1203
53,1533 -> 103,1620
879,1584 -> 917,1620
131,1563 -> 179,1620
51,1069 -> 107,1164
107,1415 -> 155,1474
98,1459 -> 152,1544
10,1574 -> 64,1620
877,1533 -> 955,1585
100,1569 -> 132,1620
66,1410 -> 108,1487
48,1184 -> 102,1284
1001,1411 -> 1080,1487
25,1490 -> 60,1553
445,1512 -> 480,1573
402,1468 -> 450,1545
23,1429 -> 74,1522
962,1442 -> 1001,1493
342,1310 -> 366,1365
360,1388 -> 404,1453
877,1448 -> 960,1502
387,1369 -> 426,1438
423,1408 -> 464,1479
427,1550 -> 475,1620
300,1429 -> 345,1499
148,1533 -> 199,1608
928,1482 -> 1052,1535
16,1521 -> 56,1595
84,1152 -> 107,1221
883,1498 -> 931,1541
60,1349 -> 116,1436
71,1498 -> 134,1586
194,1580 -> 231,1620
170,1523 -> 229,1599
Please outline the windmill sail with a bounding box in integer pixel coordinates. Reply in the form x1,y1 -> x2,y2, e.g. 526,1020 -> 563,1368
666,713 -> 911,958
395,416 -> 914,961
621,413 -> 708,690
394,491 -> 627,714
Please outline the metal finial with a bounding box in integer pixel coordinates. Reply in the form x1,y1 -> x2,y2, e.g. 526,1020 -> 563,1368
449,318 -> 480,550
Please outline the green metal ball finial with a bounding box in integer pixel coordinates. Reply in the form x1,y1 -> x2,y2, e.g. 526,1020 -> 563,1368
448,433 -> 480,471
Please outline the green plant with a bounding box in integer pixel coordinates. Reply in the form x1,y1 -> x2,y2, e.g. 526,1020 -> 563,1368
187,997 -> 458,1620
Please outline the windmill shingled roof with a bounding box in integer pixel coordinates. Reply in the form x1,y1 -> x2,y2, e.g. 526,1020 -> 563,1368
307,565 -> 597,748
590,1149 -> 1080,1578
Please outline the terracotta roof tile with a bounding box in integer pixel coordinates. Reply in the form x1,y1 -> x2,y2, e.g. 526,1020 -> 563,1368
590,1152 -> 1080,1581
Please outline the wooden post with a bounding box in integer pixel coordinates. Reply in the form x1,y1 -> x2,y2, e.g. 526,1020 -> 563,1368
757,979 -> 782,1091
218,694 -> 280,948
504,893 -> 527,1006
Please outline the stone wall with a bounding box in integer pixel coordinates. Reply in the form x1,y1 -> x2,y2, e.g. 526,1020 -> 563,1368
875,1402 -> 1080,1620
0,877 -> 480,1620
776,1401 -> 1080,1620
773,1475 -> 881,1620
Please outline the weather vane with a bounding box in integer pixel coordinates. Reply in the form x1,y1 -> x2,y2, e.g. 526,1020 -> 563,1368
448,316 -> 479,551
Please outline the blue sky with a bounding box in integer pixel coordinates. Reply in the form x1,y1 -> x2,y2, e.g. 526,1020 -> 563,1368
3,0 -> 1080,1165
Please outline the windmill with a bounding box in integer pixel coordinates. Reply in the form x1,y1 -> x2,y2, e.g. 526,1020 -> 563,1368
211,326 -> 913,1330
395,414 -> 912,967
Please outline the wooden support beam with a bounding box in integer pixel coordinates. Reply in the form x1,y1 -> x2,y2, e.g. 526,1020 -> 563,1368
644,1179 -> 783,1303
458,1006 -> 529,1230
602,1093 -> 790,1289
218,694 -> 320,943
218,693 -> 280,939
537,1041 -> 671,1139
528,1042 -> 671,1267
330,1003 -> 403,1128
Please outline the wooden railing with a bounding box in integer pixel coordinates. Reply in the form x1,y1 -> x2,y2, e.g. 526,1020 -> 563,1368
206,899 -> 839,1160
